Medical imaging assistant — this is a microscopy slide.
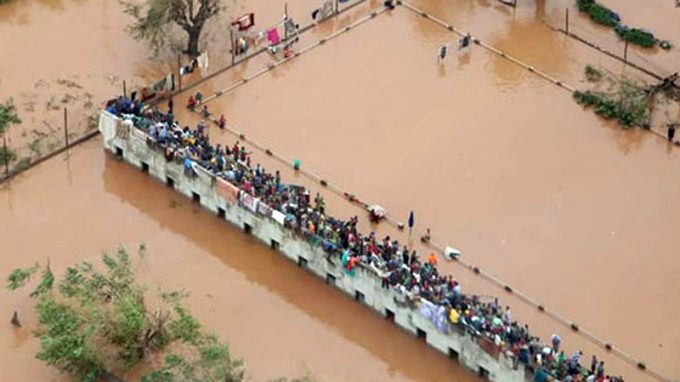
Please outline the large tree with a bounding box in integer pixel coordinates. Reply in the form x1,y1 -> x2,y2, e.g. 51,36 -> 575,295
7,246 -> 244,382
123,0 -> 221,57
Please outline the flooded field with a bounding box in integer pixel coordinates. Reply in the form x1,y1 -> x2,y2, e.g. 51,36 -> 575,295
1,0 -> 680,381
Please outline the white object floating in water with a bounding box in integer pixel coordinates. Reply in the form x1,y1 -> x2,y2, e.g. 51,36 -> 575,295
445,246 -> 461,260
368,204 -> 387,218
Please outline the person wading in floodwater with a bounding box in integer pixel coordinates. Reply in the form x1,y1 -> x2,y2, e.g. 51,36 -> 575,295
437,44 -> 448,64
668,123 -> 676,142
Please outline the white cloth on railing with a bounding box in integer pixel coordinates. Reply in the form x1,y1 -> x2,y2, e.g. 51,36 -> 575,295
272,210 -> 286,225
191,162 -> 214,182
240,192 -> 259,213
257,201 -> 272,217
419,299 -> 450,334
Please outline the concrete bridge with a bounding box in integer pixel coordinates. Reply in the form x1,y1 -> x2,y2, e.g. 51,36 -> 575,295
99,110 -> 528,382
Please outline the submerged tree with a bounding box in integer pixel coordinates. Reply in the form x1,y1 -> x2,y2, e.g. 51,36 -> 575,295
0,98 -> 21,169
574,65 -> 652,128
7,247 -> 244,382
122,0 -> 221,57
0,98 -> 21,136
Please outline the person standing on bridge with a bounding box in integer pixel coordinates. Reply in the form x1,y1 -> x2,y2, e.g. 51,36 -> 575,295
590,355 -> 598,375
551,333 -> 562,352
502,306 -> 512,325
596,360 -> 605,379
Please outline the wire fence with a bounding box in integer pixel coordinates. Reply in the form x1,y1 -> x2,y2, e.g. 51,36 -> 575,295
542,9 -> 678,82
0,107 -> 100,184
540,10 -> 679,143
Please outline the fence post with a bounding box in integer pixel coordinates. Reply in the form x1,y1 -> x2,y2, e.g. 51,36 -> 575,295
123,80 -> 127,98
64,107 -> 69,148
284,3 -> 289,41
3,136 -> 8,176
565,8 -> 569,34
230,28 -> 236,65
177,54 -> 182,91
624,40 -> 629,63
335,0 -> 339,14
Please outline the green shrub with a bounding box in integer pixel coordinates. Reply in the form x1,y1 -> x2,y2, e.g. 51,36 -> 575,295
573,88 -> 649,129
0,146 -> 17,166
615,27 -> 657,48
585,65 -> 603,82
576,0 -> 664,49
577,0 -> 619,27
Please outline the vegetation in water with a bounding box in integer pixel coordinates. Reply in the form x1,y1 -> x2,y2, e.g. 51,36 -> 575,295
575,65 -> 653,128
615,26 -> 657,48
7,247 -> 245,382
576,0 -> 665,50
573,84 -> 650,128
0,98 -> 21,170
584,65 -> 602,82
577,0 -> 618,27
0,98 -> 21,136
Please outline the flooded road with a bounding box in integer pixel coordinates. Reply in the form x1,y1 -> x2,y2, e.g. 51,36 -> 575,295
2,0 -> 680,380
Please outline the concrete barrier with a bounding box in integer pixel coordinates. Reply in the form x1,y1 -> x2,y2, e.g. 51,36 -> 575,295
99,111 -> 527,382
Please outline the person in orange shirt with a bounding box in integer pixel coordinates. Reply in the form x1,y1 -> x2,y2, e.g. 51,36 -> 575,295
427,252 -> 437,266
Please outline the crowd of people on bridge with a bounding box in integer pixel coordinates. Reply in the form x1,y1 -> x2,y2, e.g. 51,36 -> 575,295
105,96 -> 626,382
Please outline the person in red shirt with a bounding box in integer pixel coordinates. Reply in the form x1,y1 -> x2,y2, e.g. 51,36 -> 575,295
187,95 -> 197,110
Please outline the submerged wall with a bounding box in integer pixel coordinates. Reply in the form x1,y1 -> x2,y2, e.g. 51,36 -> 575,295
99,111 -> 528,382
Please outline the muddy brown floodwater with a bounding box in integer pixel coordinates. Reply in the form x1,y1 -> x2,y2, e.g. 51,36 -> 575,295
0,140 -> 480,382
170,0 -> 680,380
1,0 -> 680,381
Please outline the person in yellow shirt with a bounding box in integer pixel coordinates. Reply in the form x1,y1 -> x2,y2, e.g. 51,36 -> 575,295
449,308 -> 459,324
